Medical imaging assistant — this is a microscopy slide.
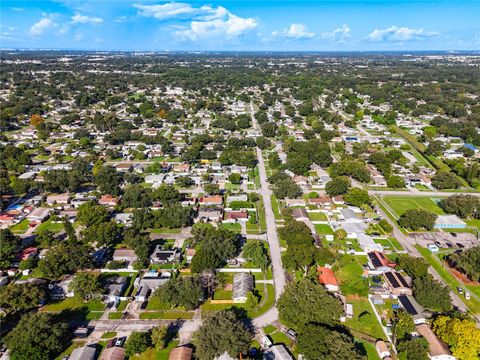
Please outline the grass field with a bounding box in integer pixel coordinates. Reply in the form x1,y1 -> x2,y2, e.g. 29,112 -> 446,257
150,228 -> 182,234
9,219 -> 29,233
382,196 -> 444,217
130,341 -> 179,360
314,224 -> 334,235
308,211 -> 328,221
35,218 -> 65,234
42,297 -> 105,321
139,311 -> 194,319
345,297 -> 386,340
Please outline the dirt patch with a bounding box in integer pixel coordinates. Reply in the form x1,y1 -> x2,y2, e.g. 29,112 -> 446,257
443,261 -> 480,286
224,283 -> 233,290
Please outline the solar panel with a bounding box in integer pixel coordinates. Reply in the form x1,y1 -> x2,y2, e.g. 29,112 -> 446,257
399,295 -> 418,315
385,271 -> 400,288
368,252 -> 382,268
397,273 -> 409,288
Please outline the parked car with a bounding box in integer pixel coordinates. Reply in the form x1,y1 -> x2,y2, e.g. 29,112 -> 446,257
286,329 -> 297,340
262,335 -> 273,348
140,301 -> 148,310
465,291 -> 471,300
445,242 -> 453,248
451,233 -> 457,237
456,243 -> 465,248
457,287 -> 463,294
435,241 -> 442,247
115,336 -> 127,347
107,338 -> 117,348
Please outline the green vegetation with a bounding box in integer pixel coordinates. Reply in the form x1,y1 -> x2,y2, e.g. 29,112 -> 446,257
382,195 -> 444,217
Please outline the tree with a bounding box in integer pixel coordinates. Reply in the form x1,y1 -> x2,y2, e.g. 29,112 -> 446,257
260,122 -> 277,137
387,175 -> 406,188
77,201 -> 109,227
397,338 -> 429,360
325,176 -> 350,197
432,171 -> 462,190
297,323 -> 362,360
398,209 -> 437,231
447,246 -> 480,282
69,273 -> 101,300
151,325 -> 168,350
30,114 -> 44,126
122,184 -> 152,208
433,316 -> 480,360
379,219 -> 393,233
397,255 -> 429,279
38,243 -> 93,279
154,275 -> 204,310
193,310 -> 253,360
439,195 -> 480,219
0,283 -> 45,315
125,331 -> 151,356
204,183 -> 220,195
343,187 -> 371,207
228,173 -> 242,184
0,229 -> 21,269
5,313 -> 69,360
153,184 -> 182,205
82,220 -> 122,246
175,175 -> 195,188
413,275 -> 451,311
242,240 -> 270,270
94,165 -> 122,195
278,279 -> 343,328
391,309 -> 415,345
272,178 -> 302,199
268,152 -> 281,169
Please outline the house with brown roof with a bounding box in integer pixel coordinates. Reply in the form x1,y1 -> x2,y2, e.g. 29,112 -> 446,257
199,195 -> 223,206
99,194 -> 119,207
415,324 -> 456,360
367,251 -> 396,274
224,210 -> 249,222
168,346 -> 193,360
100,346 -> 126,360
383,271 -> 412,296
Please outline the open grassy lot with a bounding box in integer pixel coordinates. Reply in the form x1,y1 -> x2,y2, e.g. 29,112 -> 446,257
308,212 -> 328,221
314,224 -> 334,235
270,195 -> 283,220
42,297 -> 105,320
219,222 -> 242,233
139,311 -> 194,319
35,218 -> 65,234
150,228 -> 182,234
9,218 -> 29,233
345,297 -> 386,340
130,341 -> 179,360
382,195 -> 444,217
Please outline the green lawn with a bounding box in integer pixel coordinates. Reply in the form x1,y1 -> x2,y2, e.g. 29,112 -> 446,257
382,195 -> 444,217
42,297 -> 104,321
130,341 -> 179,360
308,212 -> 328,221
9,219 -> 29,233
314,224 -> 334,235
150,228 -> 182,234
345,297 -> 386,340
270,195 -> 283,220
213,289 -> 233,300
139,311 -> 194,319
100,332 -> 117,339
355,339 -> 381,360
219,222 -> 242,233
35,218 -> 65,234
465,219 -> 480,230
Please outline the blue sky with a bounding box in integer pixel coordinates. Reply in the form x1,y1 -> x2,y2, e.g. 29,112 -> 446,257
1,1 -> 479,51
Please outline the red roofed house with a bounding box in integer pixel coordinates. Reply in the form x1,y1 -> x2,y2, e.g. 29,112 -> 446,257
318,266 -> 339,292
224,210 -> 248,222
20,247 -> 38,261
99,194 -> 119,207
199,195 -> 223,206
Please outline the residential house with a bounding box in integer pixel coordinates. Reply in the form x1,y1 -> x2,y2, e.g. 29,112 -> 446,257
46,193 -> 71,205
199,195 -> 223,206
150,245 -> 179,264
398,295 -> 429,324
383,271 -> 412,296
197,208 -> 223,222
263,344 -> 293,360
415,324 -> 456,360
224,210 -> 249,222
233,273 -> 254,303
375,340 -> 392,360
49,276 -> 75,299
113,249 -> 138,267
357,234 -> 384,253
99,195 -> 119,207
69,345 -> 97,360
318,266 -> 339,292
134,272 -> 171,302
367,251 -> 396,274
26,207 -> 50,222
291,208 -> 308,221
168,346 -> 193,360
100,347 -> 126,360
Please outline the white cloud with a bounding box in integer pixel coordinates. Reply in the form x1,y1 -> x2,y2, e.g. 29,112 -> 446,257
321,24 -> 351,41
29,17 -> 55,36
135,3 -> 257,41
367,25 -> 440,42
278,23 -> 315,39
71,14 -> 103,24
133,2 -> 195,20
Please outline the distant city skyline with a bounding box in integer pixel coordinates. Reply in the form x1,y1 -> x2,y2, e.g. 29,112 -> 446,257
1,1 -> 479,51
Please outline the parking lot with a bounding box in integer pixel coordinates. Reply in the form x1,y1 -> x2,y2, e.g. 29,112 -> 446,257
410,231 -> 479,250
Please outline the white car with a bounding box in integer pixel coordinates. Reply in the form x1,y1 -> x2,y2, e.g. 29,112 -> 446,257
465,291 -> 471,300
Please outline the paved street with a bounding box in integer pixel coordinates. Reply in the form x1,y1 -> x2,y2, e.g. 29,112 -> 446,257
250,104 -> 286,328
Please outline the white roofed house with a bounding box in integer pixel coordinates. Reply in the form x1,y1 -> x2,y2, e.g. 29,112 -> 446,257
233,273 -> 254,303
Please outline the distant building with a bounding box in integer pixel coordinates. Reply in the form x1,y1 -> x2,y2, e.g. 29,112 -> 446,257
434,215 -> 466,229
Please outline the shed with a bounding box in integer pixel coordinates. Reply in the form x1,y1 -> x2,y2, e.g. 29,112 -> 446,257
169,346 -> 193,360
